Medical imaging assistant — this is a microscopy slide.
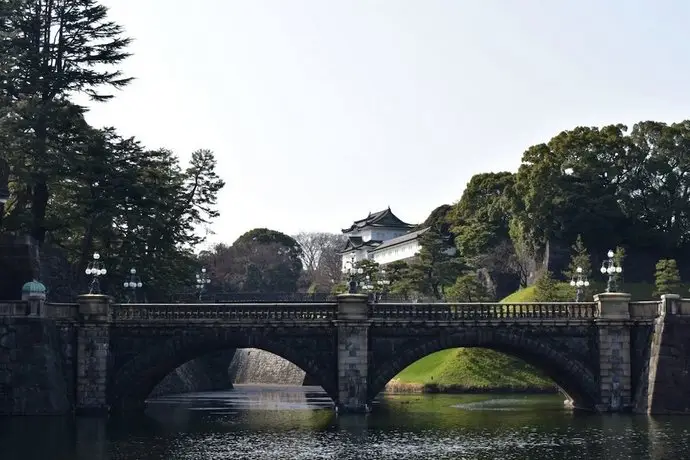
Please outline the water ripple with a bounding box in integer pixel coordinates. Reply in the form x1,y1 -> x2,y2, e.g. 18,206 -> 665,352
3,388 -> 690,460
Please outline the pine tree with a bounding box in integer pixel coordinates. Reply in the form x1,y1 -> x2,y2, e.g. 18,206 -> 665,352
654,259 -> 682,297
446,273 -> 491,302
533,271 -> 568,302
406,225 -> 464,299
386,261 -> 415,299
563,234 -> 592,280
0,0 -> 132,244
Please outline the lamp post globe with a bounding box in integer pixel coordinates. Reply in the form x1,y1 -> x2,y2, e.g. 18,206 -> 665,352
195,267 -> 211,301
570,266 -> 589,302
124,266 -> 143,303
85,252 -> 107,294
344,256 -> 365,294
600,249 -> 623,293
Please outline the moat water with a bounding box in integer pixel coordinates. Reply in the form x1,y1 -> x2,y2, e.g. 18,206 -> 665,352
2,385 -> 690,459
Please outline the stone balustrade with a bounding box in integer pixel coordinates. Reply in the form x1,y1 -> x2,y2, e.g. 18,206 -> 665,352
0,301 -> 29,316
112,302 -> 339,322
629,301 -> 660,319
0,298 -> 677,322
370,301 -> 598,321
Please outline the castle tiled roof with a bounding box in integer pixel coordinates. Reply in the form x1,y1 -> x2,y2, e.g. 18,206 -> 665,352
341,207 -> 414,233
338,236 -> 382,254
369,227 -> 430,253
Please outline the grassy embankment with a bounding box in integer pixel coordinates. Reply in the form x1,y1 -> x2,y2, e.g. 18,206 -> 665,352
386,282 -> 658,394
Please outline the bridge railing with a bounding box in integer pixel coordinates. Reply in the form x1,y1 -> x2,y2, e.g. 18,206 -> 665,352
112,302 -> 338,321
166,292 -> 339,303
369,302 -> 598,320
0,301 -> 29,316
629,301 -> 660,319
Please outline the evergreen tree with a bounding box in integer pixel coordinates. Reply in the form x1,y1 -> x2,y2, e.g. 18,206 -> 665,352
0,0 -> 132,244
204,229 -> 303,293
405,225 -> 464,299
533,271 -> 567,302
446,273 -> 491,302
355,259 -> 380,284
385,261 -> 414,298
563,235 -> 592,300
563,234 -> 592,280
654,259 -> 682,297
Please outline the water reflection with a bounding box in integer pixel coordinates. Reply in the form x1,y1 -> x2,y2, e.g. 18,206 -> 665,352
2,386 -> 690,459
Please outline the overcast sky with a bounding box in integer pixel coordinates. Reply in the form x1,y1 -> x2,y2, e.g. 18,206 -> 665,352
85,0 -> 690,248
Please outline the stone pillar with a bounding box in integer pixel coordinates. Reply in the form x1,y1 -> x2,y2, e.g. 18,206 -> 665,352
659,294 -> 680,316
22,291 -> 45,317
76,294 -> 111,415
594,292 -> 632,412
336,294 -> 370,413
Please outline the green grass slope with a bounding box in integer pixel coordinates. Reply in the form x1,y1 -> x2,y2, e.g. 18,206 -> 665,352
394,348 -> 553,391
502,282 -> 658,302
392,287 -> 552,392
391,281 -> 661,393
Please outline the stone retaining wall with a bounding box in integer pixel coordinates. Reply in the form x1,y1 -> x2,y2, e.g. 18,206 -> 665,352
150,350 -> 235,397
0,317 -> 74,415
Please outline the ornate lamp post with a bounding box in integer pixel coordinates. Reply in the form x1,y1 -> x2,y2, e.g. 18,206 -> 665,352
123,267 -> 143,303
569,267 -> 590,302
343,256 -> 364,294
195,267 -> 211,301
600,249 -> 623,293
85,252 -> 107,294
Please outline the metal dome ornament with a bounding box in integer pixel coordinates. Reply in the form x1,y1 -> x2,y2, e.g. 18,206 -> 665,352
21,280 -> 47,300
85,252 -> 107,294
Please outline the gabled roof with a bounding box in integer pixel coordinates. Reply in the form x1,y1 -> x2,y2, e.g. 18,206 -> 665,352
338,236 -> 382,254
370,227 -> 430,253
341,207 -> 415,233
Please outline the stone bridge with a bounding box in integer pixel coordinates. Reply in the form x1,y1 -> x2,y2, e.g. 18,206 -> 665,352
2,292 -> 690,416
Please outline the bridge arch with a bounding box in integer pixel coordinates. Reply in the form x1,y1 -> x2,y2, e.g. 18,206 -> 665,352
369,329 -> 598,409
109,330 -> 336,412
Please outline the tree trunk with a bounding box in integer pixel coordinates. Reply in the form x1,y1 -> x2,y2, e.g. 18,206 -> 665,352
31,112 -> 49,245
31,180 -> 48,244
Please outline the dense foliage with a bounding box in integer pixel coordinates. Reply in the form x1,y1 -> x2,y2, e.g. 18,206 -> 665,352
378,122 -> 690,300
0,0 -> 224,300
200,229 -> 303,293
654,259 -> 682,297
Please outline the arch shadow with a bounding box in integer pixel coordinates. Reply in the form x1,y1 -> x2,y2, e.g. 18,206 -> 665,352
370,329 -> 598,410
110,333 -> 336,413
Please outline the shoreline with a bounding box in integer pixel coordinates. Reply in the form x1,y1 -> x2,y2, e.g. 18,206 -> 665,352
384,379 -> 559,395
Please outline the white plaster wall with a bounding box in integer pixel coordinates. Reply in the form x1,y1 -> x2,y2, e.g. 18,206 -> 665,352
371,241 -> 421,265
341,249 -> 370,271
346,228 -> 407,243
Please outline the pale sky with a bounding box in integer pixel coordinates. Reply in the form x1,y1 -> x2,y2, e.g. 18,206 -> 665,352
84,0 -> 690,248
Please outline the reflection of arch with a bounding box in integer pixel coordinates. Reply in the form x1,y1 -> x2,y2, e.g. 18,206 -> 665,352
110,331 -> 336,412
370,329 -> 598,409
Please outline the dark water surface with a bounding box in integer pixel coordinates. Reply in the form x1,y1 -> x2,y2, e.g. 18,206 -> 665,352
2,385 -> 690,459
